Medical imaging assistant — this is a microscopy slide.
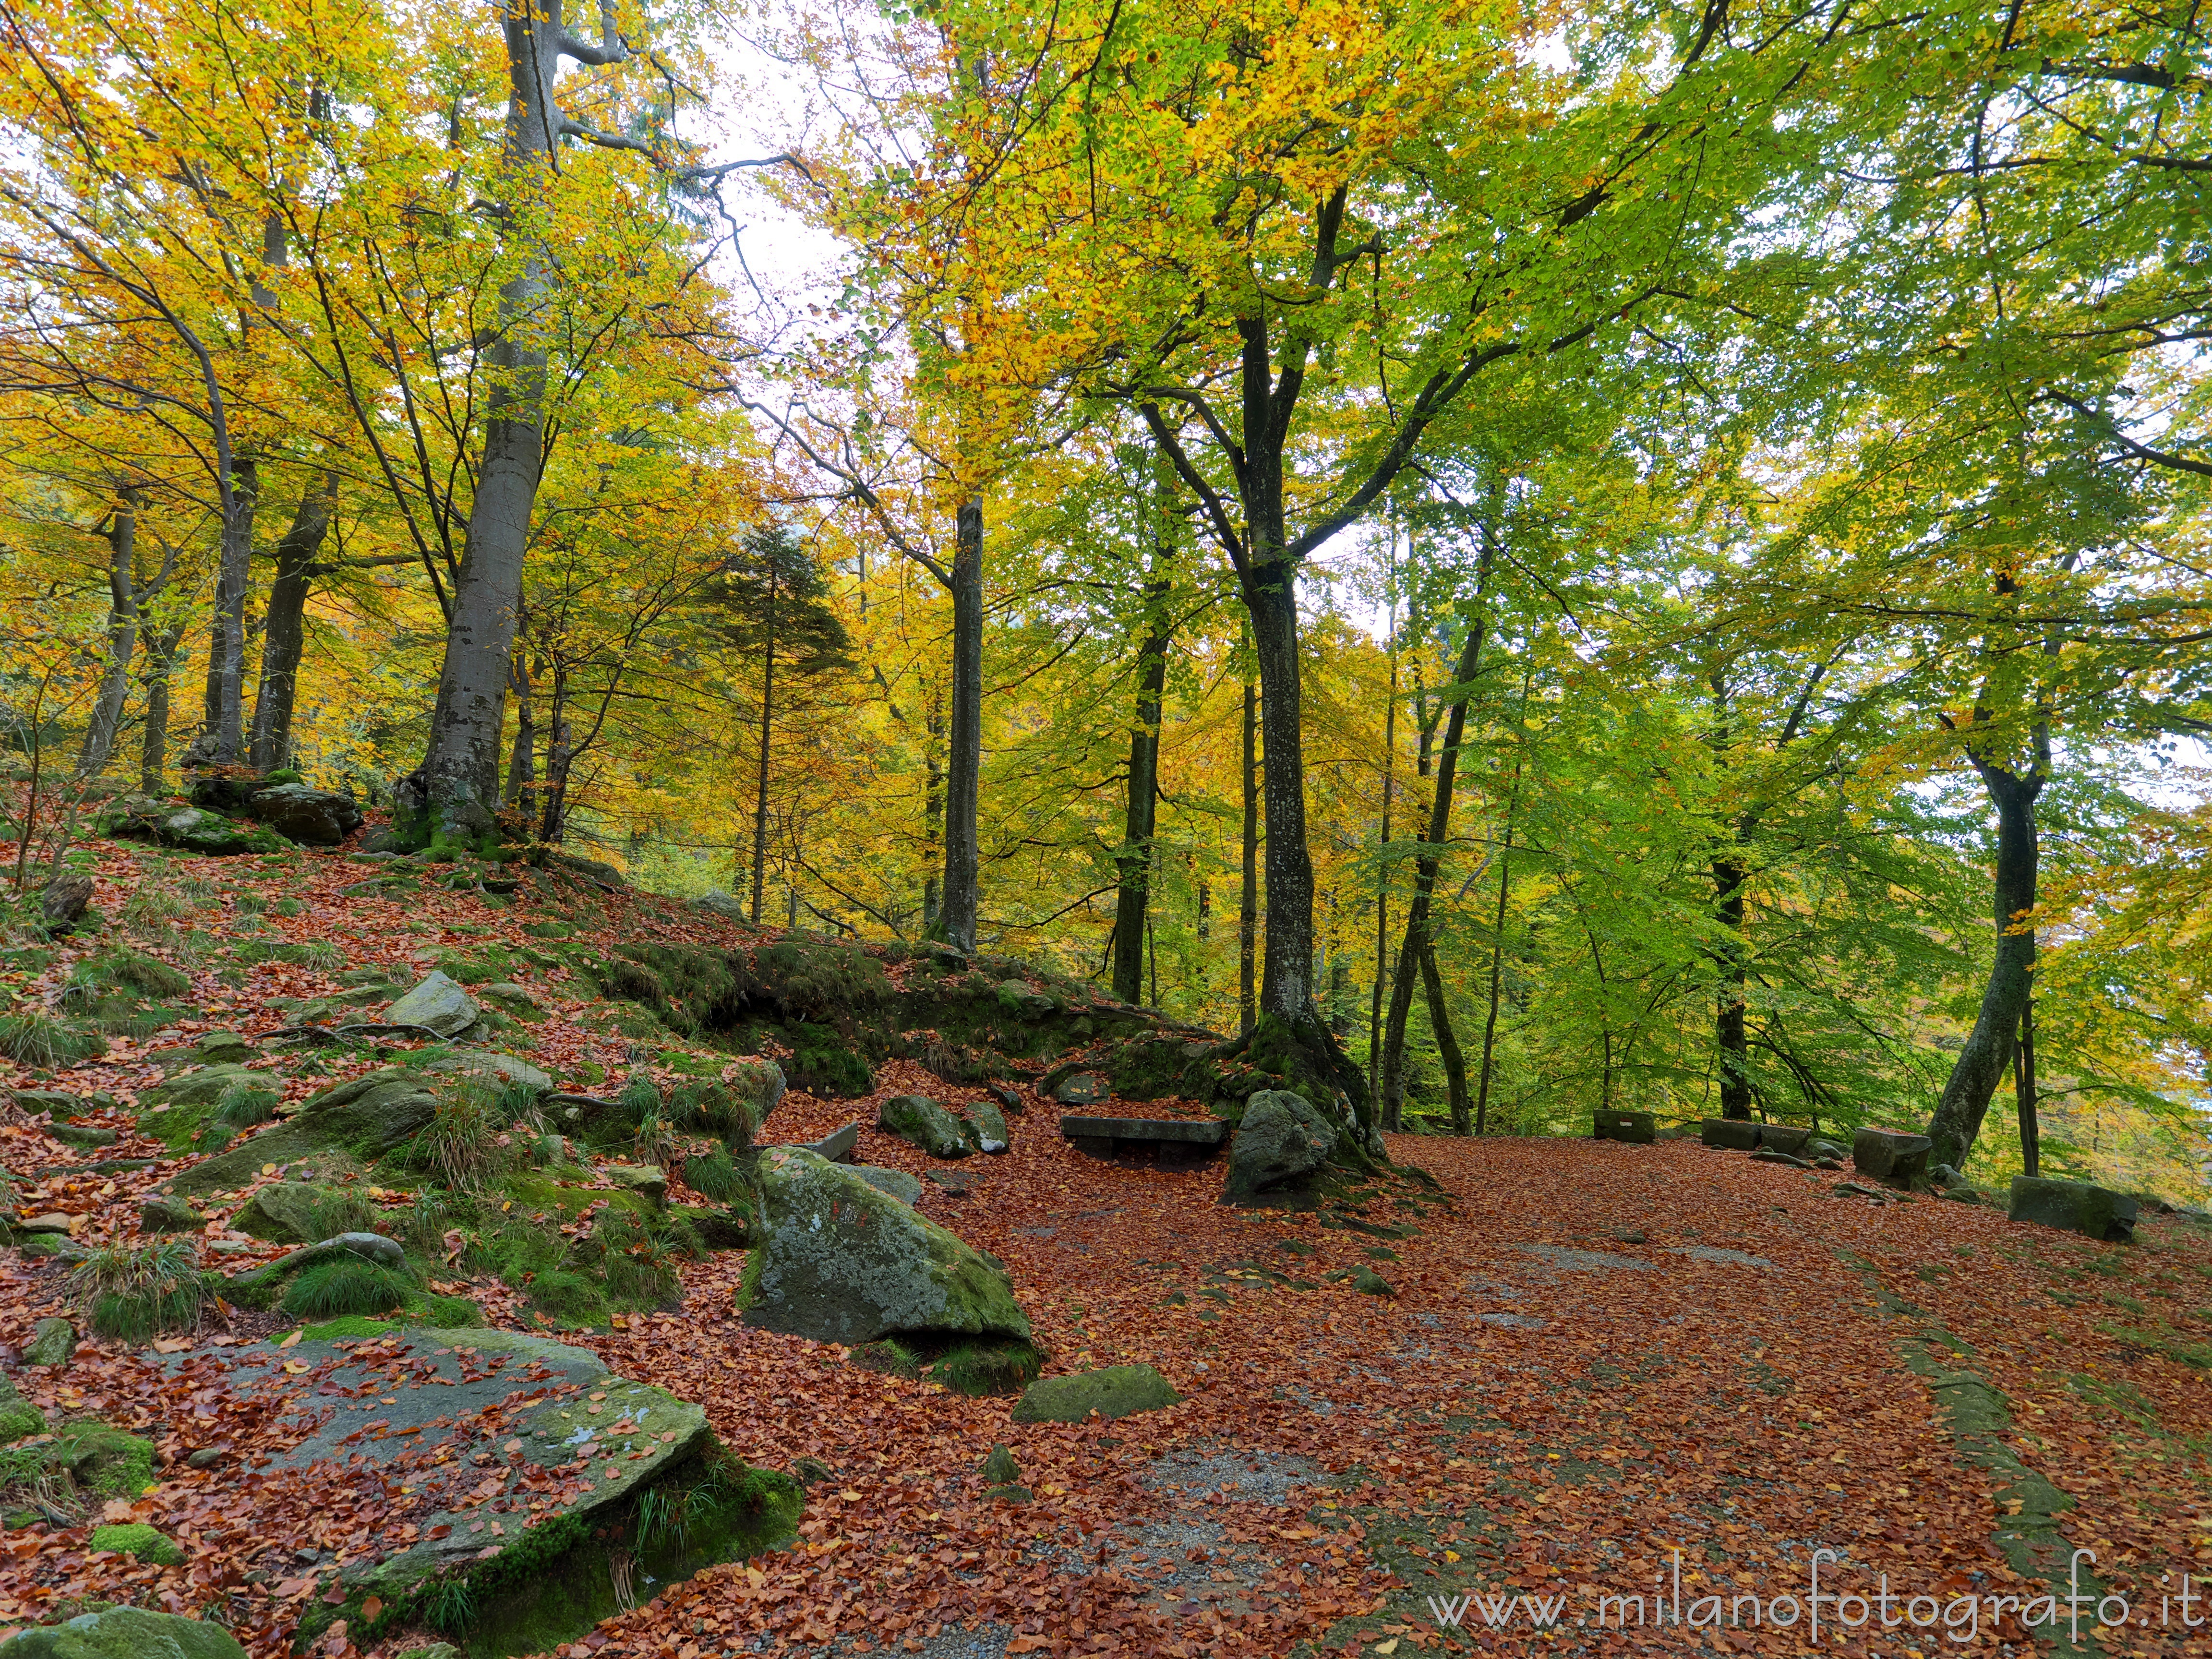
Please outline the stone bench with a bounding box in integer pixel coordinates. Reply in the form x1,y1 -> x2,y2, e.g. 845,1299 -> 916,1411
1700,1118 -> 1762,1151
2010,1176 -> 2139,1243
1592,1110 -> 1655,1144
1060,1115 -> 1230,1166
1852,1128 -> 1931,1190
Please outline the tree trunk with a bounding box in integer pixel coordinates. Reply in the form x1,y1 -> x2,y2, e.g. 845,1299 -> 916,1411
539,661 -> 571,842
77,491 -> 141,779
204,452 -> 259,761
1474,706 -> 1526,1136
418,0 -> 589,849
938,498 -> 984,953
140,618 -> 186,793
1377,541 -> 1494,1130
1710,852 -> 1754,1119
504,654 -> 535,808
1926,757 -> 2044,1170
923,692 -> 943,930
1238,649 -> 1259,1037
248,470 -> 338,771
1369,618 -> 1397,1104
1419,939 -> 1472,1133
1112,573 -> 1171,1003
2016,998 -> 2040,1177
751,554 -> 778,926
1244,552 -> 1314,1021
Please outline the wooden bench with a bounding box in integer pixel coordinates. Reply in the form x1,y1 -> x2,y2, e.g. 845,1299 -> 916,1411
1060,1114 -> 1231,1167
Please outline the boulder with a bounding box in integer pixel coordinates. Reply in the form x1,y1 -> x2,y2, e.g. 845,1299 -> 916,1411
1700,1118 -> 1762,1151
995,980 -> 1055,1019
1223,1090 -> 1337,1204
421,1050 -> 553,1094
190,1030 -> 256,1064
960,1098 -> 1011,1154
0,1608 -> 247,1659
45,1122 -> 118,1151
231,1181 -> 343,1244
138,1063 -> 258,1112
40,872 -> 92,934
2010,1176 -> 2140,1244
850,1166 -> 925,1204
1805,1138 -> 1848,1161
1760,1125 -> 1813,1155
1010,1364 -> 1179,1425
125,803 -> 288,857
473,982 -> 545,1021
138,1195 -> 204,1235
1592,1110 -> 1655,1144
88,1522 -> 183,1565
1852,1127 -> 1932,1190
246,783 -> 362,846
603,1164 -> 668,1202
738,1147 -> 1031,1346
167,1068 -> 437,1197
23,1318 -> 74,1368
877,1094 -> 974,1159
1053,1072 -> 1107,1106
383,971 -> 480,1038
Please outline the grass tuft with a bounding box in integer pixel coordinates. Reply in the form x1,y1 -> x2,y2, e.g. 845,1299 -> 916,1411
71,1240 -> 208,1343
0,1012 -> 106,1067
280,1259 -> 414,1319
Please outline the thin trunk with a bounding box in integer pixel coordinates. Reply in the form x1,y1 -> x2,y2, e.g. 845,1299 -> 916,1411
938,499 -> 984,953
248,470 -> 338,771
1419,939 -> 1471,1133
1112,573 -> 1172,1003
77,490 -> 141,779
540,662 -> 571,842
922,692 -> 944,930
504,655 -> 536,808
1474,689 -> 1527,1136
1926,755 -> 2044,1170
1711,852 -> 1754,1119
1238,649 -> 1259,1037
205,452 -> 259,761
140,618 -> 187,793
751,557 -> 778,926
2016,998 -> 2040,1178
1370,596 -> 1397,1105
1379,531 -> 1496,1129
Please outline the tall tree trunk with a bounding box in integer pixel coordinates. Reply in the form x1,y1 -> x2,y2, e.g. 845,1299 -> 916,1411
1369,609 -> 1397,1104
1378,534 -> 1495,1129
420,0 -> 619,848
1926,754 -> 2044,1170
204,452 -> 259,761
1419,939 -> 1472,1133
1474,684 -> 1527,1135
1238,649 -> 1259,1037
504,654 -> 536,808
923,692 -> 944,930
77,489 -> 141,779
1710,850 -> 1754,1120
751,555 -> 779,926
938,499 -> 984,952
2016,998 -> 2040,1177
1112,573 -> 1171,1003
248,470 -> 338,771
539,661 -> 571,842
1243,551 -> 1314,1021
140,617 -> 187,793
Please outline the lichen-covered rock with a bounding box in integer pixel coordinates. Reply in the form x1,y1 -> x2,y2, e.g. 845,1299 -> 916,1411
138,1195 -> 205,1235
246,783 -> 362,846
2010,1176 -> 2140,1243
231,1181 -> 345,1244
739,1147 -> 1031,1346
850,1165 -> 925,1204
1222,1090 -> 1338,1204
101,800 -> 287,856
383,971 -> 480,1037
877,1094 -> 974,1159
603,1164 -> 668,1202
1010,1364 -> 1179,1424
23,1317 -> 74,1369
88,1522 -> 183,1564
960,1098 -> 1010,1154
0,1608 -> 247,1659
420,1049 -> 553,1093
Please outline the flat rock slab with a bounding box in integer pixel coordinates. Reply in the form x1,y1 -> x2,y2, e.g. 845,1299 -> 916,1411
153,1327 -> 757,1653
800,1120 -> 861,1163
1060,1115 -> 1229,1166
1514,1244 -> 1655,1273
1670,1244 -> 1777,1269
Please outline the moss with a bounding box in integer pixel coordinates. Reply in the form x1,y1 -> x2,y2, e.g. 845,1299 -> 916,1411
49,1426 -> 156,1501
926,1338 -> 1046,1397
787,1024 -> 872,1097
1010,1364 -> 1180,1424
88,1522 -> 183,1565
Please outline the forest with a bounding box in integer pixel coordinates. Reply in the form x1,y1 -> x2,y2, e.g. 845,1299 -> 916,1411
1,0 -> 2207,1201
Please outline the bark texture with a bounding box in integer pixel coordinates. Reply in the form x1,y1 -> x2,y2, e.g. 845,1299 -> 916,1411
1112,575 -> 1171,1004
937,498 -> 984,953
248,471 -> 338,772
77,491 -> 140,780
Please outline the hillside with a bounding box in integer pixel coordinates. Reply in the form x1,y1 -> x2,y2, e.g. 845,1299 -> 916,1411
0,833 -> 2208,1659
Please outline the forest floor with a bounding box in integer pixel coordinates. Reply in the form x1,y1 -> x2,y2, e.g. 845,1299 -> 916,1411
1,840 -> 2209,1658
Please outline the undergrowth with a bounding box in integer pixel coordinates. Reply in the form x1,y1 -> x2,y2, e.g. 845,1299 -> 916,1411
71,1240 -> 208,1343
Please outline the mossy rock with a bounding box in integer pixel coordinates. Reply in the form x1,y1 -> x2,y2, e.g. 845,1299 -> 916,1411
23,1318 -> 74,1369
787,1025 -> 872,1098
88,1522 -> 183,1565
49,1426 -> 156,1501
0,1607 -> 247,1658
166,1069 -> 436,1197
1010,1364 -> 1179,1425
0,1378 -> 45,1442
877,1094 -> 974,1159
233,1181 -> 378,1245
